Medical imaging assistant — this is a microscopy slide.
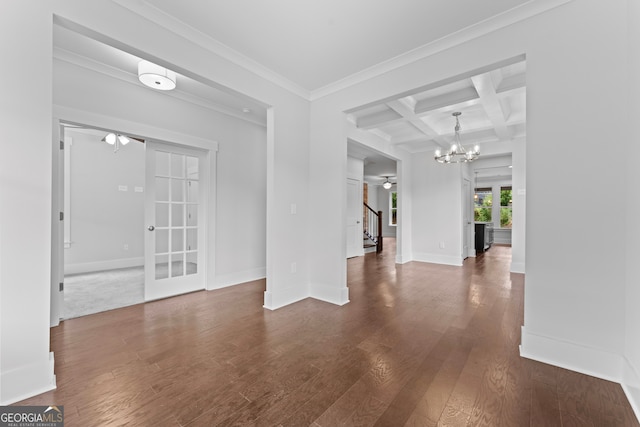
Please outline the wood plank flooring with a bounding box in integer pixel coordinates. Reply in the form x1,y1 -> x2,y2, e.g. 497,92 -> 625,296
17,241 -> 639,426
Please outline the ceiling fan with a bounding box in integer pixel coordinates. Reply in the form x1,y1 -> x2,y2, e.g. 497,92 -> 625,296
381,176 -> 396,189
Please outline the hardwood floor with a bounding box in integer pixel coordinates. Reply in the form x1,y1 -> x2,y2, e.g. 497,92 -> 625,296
18,241 -> 639,426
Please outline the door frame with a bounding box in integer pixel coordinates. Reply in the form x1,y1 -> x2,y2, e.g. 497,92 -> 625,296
346,177 -> 364,258
144,140 -> 209,301
51,108 -> 218,324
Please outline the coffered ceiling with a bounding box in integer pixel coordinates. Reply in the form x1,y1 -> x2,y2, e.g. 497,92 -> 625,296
348,59 -> 526,156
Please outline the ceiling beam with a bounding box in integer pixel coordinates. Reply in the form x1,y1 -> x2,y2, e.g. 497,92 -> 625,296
386,98 -> 449,148
471,72 -> 511,141
496,71 -> 526,93
414,86 -> 479,115
356,109 -> 403,129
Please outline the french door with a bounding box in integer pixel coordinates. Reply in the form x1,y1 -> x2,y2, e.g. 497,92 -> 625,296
144,141 -> 207,301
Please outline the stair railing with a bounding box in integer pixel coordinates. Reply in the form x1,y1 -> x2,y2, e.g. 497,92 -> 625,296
363,203 -> 383,253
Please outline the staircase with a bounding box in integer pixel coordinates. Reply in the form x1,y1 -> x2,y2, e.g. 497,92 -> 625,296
363,203 -> 383,253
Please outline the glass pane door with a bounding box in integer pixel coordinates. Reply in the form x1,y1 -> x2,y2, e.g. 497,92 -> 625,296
145,142 -> 206,301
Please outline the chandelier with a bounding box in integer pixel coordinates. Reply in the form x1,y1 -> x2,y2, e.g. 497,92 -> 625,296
434,112 -> 479,163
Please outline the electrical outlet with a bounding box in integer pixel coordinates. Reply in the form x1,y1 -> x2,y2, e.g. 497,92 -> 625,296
291,262 -> 297,273
439,241 -> 445,249
123,244 -> 129,251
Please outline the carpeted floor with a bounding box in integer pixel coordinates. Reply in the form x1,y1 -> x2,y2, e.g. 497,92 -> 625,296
63,266 -> 144,319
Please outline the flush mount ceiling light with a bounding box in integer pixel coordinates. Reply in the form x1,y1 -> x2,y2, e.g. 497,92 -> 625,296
102,132 -> 130,153
382,177 -> 393,190
138,60 -> 176,91
434,112 -> 480,164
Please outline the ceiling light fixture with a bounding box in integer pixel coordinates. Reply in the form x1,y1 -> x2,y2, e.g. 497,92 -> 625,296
382,177 -> 393,190
102,133 -> 131,153
434,112 -> 479,164
138,60 -> 176,91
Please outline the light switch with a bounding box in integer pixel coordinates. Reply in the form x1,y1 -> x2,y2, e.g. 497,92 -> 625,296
118,185 -> 128,192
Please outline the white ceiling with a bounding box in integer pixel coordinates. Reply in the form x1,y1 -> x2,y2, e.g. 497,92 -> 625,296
54,1 -> 529,182
142,0 -> 532,92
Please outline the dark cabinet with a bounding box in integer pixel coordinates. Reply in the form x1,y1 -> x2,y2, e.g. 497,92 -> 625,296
475,222 -> 494,252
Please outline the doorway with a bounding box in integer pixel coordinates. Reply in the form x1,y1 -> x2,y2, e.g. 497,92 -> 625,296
55,124 -> 209,320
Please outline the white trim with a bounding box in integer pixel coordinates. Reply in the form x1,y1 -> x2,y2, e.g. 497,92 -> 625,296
0,353 -> 56,406
53,49 -> 266,128
310,0 -> 573,100
214,267 -> 266,290
110,0 -> 310,100
520,329 -> 640,423
54,105 -> 219,152
64,257 -> 144,275
396,253 -> 412,264
412,252 -> 463,267
63,136 -> 72,247
112,0 -> 571,100
510,261 -> 525,274
622,356 -> 640,423
263,286 -> 309,311
309,283 -> 350,306
520,327 -> 623,382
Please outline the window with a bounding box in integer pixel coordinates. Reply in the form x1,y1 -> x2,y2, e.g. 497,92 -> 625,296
474,187 -> 492,222
389,191 -> 397,226
500,186 -> 512,229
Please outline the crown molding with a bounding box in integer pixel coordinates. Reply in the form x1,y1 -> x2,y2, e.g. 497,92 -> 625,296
53,46 -> 266,128
110,0 -> 310,100
109,0 -> 572,102
309,0 -> 573,100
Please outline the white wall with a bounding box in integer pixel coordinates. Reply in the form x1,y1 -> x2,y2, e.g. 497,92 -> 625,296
64,129 -> 145,274
53,56 -> 268,288
4,0 -> 640,417
520,0 -> 627,383
511,137 -> 526,273
410,152 -> 463,265
625,0 -> 640,415
309,0 -> 634,416
2,0 -> 306,403
0,4 -> 55,405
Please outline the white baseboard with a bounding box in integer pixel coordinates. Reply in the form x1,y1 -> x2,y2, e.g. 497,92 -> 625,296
214,267 -> 266,290
520,327 -> 623,382
263,284 -> 309,310
310,282 -> 349,306
0,352 -> 56,405
396,252 -> 411,264
64,257 -> 144,275
521,329 -> 640,423
510,261 -> 525,273
412,252 -> 463,266
623,357 -> 640,423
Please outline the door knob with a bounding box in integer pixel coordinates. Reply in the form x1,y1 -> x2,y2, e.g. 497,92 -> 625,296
148,225 -> 155,231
